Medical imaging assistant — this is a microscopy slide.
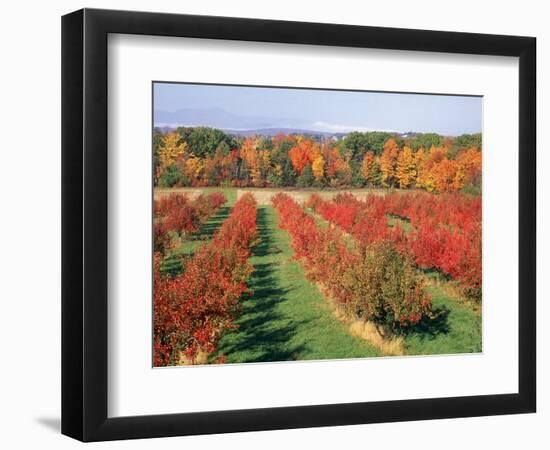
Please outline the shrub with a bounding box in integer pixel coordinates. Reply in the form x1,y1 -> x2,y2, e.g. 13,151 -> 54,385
153,222 -> 171,254
382,191 -> 481,300
153,193 -> 257,366
308,193 -> 405,251
273,193 -> 431,333
341,241 -> 431,331
154,192 -> 227,238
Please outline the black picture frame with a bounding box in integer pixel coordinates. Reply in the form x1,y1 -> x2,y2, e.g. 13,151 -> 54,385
61,8 -> 536,442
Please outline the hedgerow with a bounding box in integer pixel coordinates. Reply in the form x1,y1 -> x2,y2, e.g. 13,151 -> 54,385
153,192 -> 226,254
273,193 -> 431,333
153,193 -> 257,366
309,191 -> 481,301
383,191 -> 481,300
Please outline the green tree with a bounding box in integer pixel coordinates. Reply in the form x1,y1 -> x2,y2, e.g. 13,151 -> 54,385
408,133 -> 443,151
158,164 -> 185,187
296,165 -> 314,187
342,131 -> 395,159
176,127 -> 236,158
281,158 -> 297,186
257,137 -> 274,151
449,133 -> 482,158
350,159 -> 364,186
215,140 -> 231,157
271,139 -> 296,186
153,128 -> 164,185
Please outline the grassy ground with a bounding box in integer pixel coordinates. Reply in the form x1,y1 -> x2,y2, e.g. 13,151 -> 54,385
154,186 -> 239,203
198,187 -> 238,205
210,206 -> 380,363
403,284 -> 482,355
170,206 -> 232,258
387,215 -> 412,233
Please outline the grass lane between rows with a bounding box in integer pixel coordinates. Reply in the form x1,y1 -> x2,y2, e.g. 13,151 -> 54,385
211,205 -> 380,363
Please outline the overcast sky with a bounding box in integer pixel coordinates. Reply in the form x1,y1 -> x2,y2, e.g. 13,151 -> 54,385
153,82 -> 482,136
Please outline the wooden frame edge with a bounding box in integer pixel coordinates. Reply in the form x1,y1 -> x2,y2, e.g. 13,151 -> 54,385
61,8 -> 536,442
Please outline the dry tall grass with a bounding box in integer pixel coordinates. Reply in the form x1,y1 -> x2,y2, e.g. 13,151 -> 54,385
236,188 -> 387,205
317,284 -> 405,356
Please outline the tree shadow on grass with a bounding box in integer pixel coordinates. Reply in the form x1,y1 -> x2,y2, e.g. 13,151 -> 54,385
214,207 -> 308,363
399,306 -> 451,341
192,206 -> 231,241
251,208 -> 283,258
162,206 -> 232,276
417,267 -> 453,282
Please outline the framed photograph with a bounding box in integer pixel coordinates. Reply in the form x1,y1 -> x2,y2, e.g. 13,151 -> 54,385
61,8 -> 536,442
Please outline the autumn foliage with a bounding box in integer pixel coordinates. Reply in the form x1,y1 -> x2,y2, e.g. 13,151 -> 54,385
153,192 -> 226,254
153,194 -> 257,366
383,191 -> 482,299
306,193 -> 406,250
289,139 -> 321,175
308,191 -> 481,300
273,194 -> 431,331
155,128 -> 481,193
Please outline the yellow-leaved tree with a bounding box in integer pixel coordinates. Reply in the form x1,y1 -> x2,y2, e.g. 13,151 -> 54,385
184,155 -> 203,183
417,145 -> 447,192
452,163 -> 466,191
158,132 -> 187,169
414,147 -> 427,188
379,138 -> 400,187
258,149 -> 272,186
396,146 -> 416,188
311,155 -> 325,182
240,138 -> 261,186
361,151 -> 375,182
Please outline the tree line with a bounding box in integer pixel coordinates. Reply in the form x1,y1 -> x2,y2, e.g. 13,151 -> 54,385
154,126 -> 481,194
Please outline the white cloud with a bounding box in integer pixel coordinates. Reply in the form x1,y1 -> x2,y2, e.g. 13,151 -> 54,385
311,121 -> 399,133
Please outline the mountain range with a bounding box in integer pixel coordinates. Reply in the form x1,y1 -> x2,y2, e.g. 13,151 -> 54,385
154,107 -> 413,139
154,107 -> 301,131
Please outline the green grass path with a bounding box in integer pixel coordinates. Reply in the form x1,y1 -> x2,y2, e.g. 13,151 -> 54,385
211,206 -> 380,363
171,205 -> 232,257
160,189 -> 238,276
171,187 -> 239,257
160,206 -> 233,277
404,285 -> 482,355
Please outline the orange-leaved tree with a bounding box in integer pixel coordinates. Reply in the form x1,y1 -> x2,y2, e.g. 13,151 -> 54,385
289,139 -> 320,175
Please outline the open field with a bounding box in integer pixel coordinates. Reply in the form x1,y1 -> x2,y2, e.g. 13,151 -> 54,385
154,186 -> 390,204
211,206 -> 380,363
235,188 -> 389,205
154,187 -> 481,365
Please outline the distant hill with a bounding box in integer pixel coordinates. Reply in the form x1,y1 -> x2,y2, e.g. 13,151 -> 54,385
154,124 -> 349,139
222,128 -> 348,139
154,108 -> 289,131
153,108 -> 411,139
